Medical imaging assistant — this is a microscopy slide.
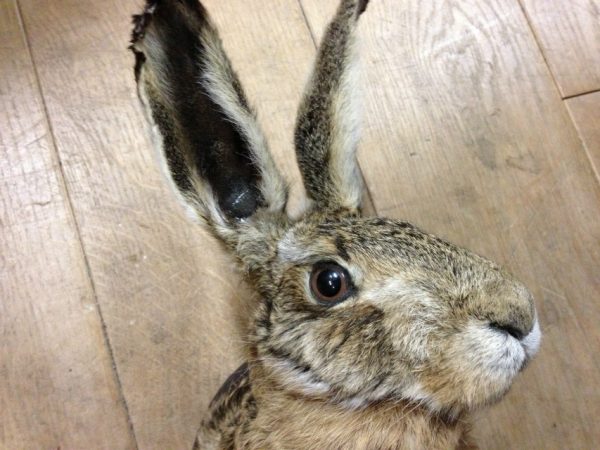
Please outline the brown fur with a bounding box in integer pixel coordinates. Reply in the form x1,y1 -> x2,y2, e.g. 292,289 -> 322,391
295,0 -> 366,212
199,361 -> 477,450
130,1 -> 541,449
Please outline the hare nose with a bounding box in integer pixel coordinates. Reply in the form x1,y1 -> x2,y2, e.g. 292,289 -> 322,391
471,279 -> 535,340
489,322 -> 526,340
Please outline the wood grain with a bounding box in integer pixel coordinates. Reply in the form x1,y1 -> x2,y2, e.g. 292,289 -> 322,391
298,0 -> 600,448
520,0 -> 600,97
15,0 -> 321,448
15,0 -> 245,448
567,91 -> 600,183
0,1 -> 135,448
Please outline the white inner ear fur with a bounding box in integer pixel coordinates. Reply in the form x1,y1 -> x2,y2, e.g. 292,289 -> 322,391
198,25 -> 288,213
329,36 -> 363,211
138,67 -> 233,236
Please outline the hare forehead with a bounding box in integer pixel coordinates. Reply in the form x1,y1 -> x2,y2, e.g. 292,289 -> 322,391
276,217 -> 463,272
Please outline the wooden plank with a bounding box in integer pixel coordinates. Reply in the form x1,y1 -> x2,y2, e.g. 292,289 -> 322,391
520,0 -> 600,97
299,1 -> 600,448
0,1 -> 135,448
16,0 -> 321,448
566,91 -> 600,183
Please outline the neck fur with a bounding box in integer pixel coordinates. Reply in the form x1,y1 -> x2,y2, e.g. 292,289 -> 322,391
246,365 -> 476,450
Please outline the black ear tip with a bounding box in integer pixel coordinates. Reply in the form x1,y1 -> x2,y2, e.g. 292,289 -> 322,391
130,5 -> 155,77
130,0 -> 175,46
130,0 -> 208,46
130,13 -> 146,45
357,0 -> 370,15
130,0 -> 157,46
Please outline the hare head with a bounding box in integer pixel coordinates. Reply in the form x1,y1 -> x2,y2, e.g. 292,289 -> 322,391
131,0 -> 540,419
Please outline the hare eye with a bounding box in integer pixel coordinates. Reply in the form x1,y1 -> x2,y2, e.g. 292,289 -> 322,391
310,263 -> 352,304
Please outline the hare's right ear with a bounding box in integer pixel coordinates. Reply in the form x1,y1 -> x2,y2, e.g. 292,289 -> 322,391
295,0 -> 369,215
130,0 -> 287,237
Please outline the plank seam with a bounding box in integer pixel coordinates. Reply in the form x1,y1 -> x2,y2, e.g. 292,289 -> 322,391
13,1 -> 140,448
297,0 -> 317,47
563,88 -> 600,101
515,0 -> 600,188
515,0 -> 566,99
565,100 -> 600,186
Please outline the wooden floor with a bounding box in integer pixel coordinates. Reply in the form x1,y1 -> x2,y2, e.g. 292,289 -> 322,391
1,0 -> 599,448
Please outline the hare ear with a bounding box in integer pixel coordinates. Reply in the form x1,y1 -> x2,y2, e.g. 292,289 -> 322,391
131,0 -> 287,235
294,0 -> 369,214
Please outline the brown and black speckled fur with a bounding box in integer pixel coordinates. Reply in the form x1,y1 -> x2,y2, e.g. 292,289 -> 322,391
130,1 -> 540,449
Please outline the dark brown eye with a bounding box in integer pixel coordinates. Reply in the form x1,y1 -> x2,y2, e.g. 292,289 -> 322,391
310,263 -> 352,304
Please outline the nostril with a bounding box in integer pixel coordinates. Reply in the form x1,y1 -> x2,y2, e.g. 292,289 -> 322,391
490,322 -> 525,340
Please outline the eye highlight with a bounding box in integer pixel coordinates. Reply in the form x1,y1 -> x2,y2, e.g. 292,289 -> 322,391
310,262 -> 353,304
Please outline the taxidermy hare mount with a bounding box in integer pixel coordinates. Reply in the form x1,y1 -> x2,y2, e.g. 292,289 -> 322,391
130,0 -> 541,448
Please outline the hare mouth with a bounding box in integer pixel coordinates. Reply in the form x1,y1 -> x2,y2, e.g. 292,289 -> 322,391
453,321 -> 531,380
488,317 -> 541,366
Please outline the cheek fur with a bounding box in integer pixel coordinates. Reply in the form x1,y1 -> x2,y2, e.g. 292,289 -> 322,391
263,355 -> 332,397
417,320 -> 526,412
261,299 -> 395,402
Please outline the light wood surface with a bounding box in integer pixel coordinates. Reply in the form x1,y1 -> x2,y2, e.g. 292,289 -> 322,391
15,0 -> 322,448
0,1 -> 135,448
567,91 -> 600,182
299,1 -> 600,448
15,0 -> 250,448
2,0 -> 599,448
520,0 -> 600,97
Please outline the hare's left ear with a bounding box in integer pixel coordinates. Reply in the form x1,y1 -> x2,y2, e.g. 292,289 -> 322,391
131,0 -> 287,236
